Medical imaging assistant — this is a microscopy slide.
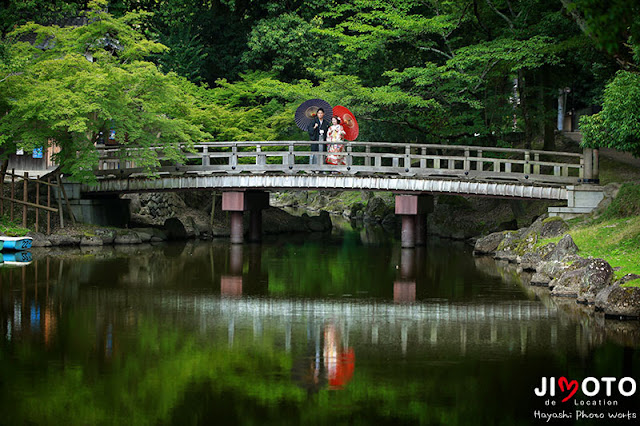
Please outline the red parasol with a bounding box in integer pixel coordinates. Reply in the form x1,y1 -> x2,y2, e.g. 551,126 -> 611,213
295,99 -> 333,131
332,105 -> 359,140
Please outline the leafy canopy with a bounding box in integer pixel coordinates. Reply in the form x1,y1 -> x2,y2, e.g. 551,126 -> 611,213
0,0 -> 210,182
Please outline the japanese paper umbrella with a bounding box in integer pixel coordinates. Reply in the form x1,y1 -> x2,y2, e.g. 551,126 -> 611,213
295,98 -> 333,131
333,105 -> 359,140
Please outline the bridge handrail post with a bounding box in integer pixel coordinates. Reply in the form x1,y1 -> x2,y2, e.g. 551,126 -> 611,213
533,153 -> 540,174
420,147 -> 427,169
583,147 -> 593,181
405,145 -> 411,171
203,146 -> 210,167
583,148 -> 598,182
463,149 -> 470,171
346,143 -> 353,169
365,144 -> 371,167
476,149 -> 483,171
524,152 -> 530,174
287,143 -> 295,172
231,144 -> 238,170
256,144 -> 266,166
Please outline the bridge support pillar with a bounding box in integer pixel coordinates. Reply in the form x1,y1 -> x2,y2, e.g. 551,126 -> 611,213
400,215 -> 416,248
249,210 -> 262,243
415,214 -> 427,246
222,191 -> 270,244
395,194 -> 434,248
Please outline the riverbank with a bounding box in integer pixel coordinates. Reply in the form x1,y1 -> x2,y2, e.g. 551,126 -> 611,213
272,190 -> 556,240
474,182 -> 640,320
0,192 -> 333,246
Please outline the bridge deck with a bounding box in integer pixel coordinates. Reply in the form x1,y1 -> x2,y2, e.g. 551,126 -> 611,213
83,174 -> 570,201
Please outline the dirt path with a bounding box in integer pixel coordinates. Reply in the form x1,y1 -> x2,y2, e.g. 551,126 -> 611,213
599,148 -> 640,168
563,131 -> 640,168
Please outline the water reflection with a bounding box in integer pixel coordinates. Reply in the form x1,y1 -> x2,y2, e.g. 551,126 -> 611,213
0,238 -> 638,425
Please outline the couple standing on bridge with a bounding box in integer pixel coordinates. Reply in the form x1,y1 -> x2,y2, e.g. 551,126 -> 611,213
307,108 -> 346,166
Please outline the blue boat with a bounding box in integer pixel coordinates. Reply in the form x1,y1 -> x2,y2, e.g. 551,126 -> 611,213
0,251 -> 33,266
0,236 -> 33,251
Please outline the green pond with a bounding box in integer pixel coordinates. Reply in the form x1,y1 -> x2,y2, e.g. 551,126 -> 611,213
0,224 -> 638,425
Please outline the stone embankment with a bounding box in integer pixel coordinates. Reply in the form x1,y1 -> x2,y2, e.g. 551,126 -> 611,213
474,216 -> 640,320
22,192 -> 333,247
273,191 -> 554,239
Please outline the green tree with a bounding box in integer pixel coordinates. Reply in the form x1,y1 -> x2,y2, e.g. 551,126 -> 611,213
580,70 -> 640,156
0,0 -> 210,182
564,0 -> 640,156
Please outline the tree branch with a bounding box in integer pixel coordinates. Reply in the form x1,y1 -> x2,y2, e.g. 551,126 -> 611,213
473,0 -> 492,39
418,46 -> 453,60
485,0 -> 514,31
0,72 -> 24,83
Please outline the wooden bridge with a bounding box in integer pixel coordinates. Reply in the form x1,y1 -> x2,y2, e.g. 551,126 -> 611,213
73,141 -> 603,246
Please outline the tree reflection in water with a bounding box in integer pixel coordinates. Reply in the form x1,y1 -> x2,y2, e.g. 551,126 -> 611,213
0,237 -> 638,425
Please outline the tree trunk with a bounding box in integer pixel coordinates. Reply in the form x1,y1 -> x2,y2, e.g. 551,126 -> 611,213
542,67 -> 556,151
517,70 -> 532,149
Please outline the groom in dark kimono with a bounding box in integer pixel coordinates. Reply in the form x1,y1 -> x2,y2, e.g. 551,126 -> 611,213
307,108 -> 330,165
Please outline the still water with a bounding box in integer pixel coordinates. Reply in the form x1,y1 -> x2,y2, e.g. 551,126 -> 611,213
0,225 -> 638,425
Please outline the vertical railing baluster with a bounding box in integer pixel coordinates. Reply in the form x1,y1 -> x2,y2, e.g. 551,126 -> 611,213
420,147 -> 426,169
405,145 -> 411,171
464,149 -> 470,171
203,146 -> 210,167
256,145 -> 266,166
365,145 -> 371,167
534,153 -> 540,175
524,152 -> 530,175
231,144 -> 238,170
476,150 -> 483,171
288,143 -> 295,172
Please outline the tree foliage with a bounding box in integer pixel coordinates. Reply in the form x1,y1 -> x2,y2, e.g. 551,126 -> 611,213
0,0 -> 210,182
580,70 -> 640,156
1,0 -> 636,170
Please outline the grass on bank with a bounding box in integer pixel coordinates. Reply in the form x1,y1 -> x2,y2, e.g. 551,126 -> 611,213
0,216 -> 30,237
540,183 -> 640,287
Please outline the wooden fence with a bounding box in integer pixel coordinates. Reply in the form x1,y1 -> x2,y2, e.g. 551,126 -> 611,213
0,168 -> 74,232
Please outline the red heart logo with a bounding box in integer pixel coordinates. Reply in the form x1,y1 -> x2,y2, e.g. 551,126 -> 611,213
558,377 -> 579,402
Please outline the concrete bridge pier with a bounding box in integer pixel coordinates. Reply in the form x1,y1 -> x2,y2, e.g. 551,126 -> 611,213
395,194 -> 434,248
222,191 -> 270,244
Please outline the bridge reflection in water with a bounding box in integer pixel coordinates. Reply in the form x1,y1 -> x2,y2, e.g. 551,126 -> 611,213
0,239 -> 597,362
2,233 -> 638,425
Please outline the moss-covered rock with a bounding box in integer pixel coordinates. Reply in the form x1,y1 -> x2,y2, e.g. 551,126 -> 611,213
540,216 -> 569,238
577,259 -> 614,305
473,231 -> 506,255
597,285 -> 640,319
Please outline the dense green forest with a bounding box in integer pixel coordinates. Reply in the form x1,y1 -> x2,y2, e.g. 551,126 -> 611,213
0,0 -> 638,179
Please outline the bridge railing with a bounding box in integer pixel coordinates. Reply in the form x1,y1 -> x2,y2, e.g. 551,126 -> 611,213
95,141 -> 587,184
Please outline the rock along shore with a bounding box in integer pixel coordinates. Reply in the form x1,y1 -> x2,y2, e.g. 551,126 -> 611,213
473,216 -> 640,320
23,206 -> 333,248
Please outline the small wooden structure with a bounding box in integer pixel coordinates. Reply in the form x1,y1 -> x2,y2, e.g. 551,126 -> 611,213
0,166 -> 74,233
